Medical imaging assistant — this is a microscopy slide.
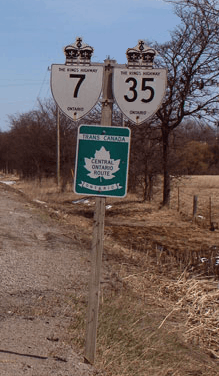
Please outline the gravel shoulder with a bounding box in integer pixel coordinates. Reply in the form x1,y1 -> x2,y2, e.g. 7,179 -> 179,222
0,184 -> 96,375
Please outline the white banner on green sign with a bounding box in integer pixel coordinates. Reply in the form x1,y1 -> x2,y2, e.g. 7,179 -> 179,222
78,133 -> 130,143
79,181 -> 122,192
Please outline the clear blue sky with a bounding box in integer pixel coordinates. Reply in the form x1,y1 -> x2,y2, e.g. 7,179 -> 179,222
0,0 -> 179,132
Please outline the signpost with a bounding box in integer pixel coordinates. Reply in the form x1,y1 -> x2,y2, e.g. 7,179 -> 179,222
113,67 -> 166,124
50,37 -> 166,365
51,64 -> 103,121
74,125 -> 130,198
51,39 -> 103,121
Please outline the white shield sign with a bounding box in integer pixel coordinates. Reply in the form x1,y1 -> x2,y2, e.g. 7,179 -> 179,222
113,67 -> 167,124
51,64 -> 103,121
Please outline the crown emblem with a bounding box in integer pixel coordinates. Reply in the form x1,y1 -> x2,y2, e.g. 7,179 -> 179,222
64,37 -> 94,65
126,40 -> 157,68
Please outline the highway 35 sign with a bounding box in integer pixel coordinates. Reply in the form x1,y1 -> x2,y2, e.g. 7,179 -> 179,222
74,125 -> 131,197
113,67 -> 166,124
113,41 -> 166,124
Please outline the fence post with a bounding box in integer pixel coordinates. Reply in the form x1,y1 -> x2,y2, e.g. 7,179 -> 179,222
193,195 -> 198,219
177,187 -> 180,212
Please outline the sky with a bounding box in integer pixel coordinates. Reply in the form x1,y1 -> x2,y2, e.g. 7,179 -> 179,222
0,0 -> 179,132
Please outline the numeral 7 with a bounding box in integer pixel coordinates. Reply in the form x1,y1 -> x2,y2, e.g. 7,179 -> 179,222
69,74 -> 86,98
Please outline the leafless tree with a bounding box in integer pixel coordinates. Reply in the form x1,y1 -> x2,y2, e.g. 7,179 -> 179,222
153,0 -> 219,205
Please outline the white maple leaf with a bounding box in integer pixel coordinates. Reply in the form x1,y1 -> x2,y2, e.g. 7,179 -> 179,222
84,146 -> 120,180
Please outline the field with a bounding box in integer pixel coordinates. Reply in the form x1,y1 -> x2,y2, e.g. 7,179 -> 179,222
2,174 -> 219,376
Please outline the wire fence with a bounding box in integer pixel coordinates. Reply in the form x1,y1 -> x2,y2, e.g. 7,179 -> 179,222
170,181 -> 219,229
150,177 -> 219,278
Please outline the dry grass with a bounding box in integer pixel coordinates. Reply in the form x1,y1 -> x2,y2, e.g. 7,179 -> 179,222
160,276 -> 219,359
2,173 -> 219,375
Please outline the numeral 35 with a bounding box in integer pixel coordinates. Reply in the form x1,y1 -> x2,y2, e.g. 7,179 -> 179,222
124,77 -> 155,103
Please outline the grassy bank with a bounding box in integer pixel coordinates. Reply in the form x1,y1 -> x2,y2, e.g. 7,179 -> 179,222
2,174 -> 219,375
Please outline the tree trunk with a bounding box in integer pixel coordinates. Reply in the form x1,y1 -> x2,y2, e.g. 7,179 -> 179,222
143,159 -> 148,202
148,175 -> 153,201
162,127 -> 170,207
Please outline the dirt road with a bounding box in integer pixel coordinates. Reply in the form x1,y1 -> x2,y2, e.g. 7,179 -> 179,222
0,184 -> 95,375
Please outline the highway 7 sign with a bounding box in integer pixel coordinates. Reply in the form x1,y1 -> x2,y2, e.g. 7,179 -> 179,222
51,64 -> 103,121
113,67 -> 166,124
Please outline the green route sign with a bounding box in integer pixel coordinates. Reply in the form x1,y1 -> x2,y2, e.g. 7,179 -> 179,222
74,125 -> 131,197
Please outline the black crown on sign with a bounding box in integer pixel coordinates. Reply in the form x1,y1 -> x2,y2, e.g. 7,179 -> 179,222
64,37 -> 94,65
126,40 -> 156,68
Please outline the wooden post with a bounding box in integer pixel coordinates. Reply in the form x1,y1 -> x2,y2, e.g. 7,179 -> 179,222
177,187 -> 180,212
193,195 -> 198,219
84,197 -> 105,364
84,59 -> 115,364
100,58 -> 115,125
56,107 -> 60,188
209,196 -> 212,226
